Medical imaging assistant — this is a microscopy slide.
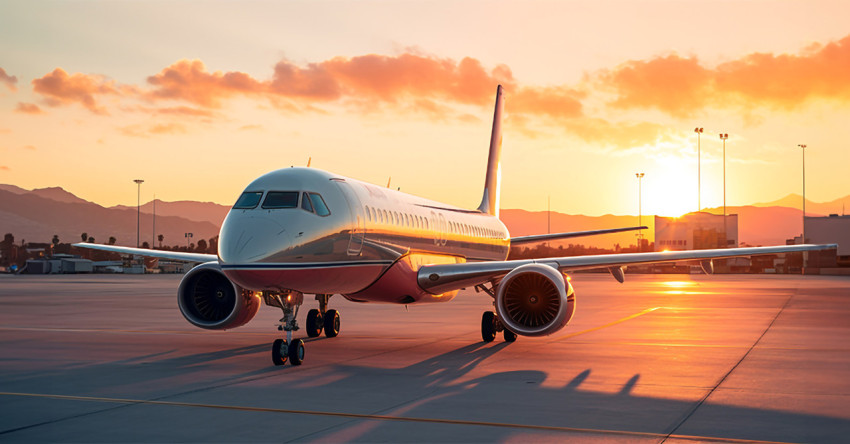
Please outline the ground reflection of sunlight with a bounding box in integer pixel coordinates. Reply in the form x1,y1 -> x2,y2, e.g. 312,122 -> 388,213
658,280 -> 716,295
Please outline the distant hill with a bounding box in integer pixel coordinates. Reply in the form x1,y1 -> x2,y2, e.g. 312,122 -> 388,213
0,189 -> 219,247
500,209 -> 649,249
754,193 -> 849,217
1,183 -> 843,250
111,200 -> 230,226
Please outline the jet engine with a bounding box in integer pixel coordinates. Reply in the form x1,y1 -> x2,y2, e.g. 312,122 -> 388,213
495,263 -> 576,336
177,262 -> 261,330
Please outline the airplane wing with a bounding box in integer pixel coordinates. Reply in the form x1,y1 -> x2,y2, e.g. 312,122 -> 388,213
72,243 -> 218,263
417,243 -> 836,294
510,226 -> 647,245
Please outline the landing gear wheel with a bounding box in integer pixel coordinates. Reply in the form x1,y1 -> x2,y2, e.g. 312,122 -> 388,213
272,339 -> 288,366
481,311 -> 497,342
288,338 -> 305,366
503,328 -> 517,343
306,309 -> 324,338
324,309 -> 340,338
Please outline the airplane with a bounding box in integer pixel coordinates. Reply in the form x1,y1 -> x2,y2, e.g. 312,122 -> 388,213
75,85 -> 836,366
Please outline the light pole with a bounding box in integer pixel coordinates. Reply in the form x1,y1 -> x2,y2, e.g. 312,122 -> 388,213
133,179 -> 144,248
798,144 -> 807,272
694,127 -> 703,212
636,173 -> 644,251
719,134 -> 728,247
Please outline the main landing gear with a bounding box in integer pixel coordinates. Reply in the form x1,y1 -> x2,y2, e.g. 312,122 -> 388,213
264,292 -> 341,366
476,282 -> 516,343
305,294 -> 341,338
481,311 -> 517,343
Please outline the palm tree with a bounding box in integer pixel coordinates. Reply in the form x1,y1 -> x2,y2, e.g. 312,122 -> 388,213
87,236 -> 95,243
157,234 -> 164,248
108,236 -> 117,245
52,235 -> 60,246
81,232 -> 88,243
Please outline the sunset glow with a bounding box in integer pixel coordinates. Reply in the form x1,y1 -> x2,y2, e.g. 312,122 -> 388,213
1,1 -> 849,217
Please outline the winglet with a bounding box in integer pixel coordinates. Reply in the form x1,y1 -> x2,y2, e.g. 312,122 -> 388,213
477,85 -> 504,218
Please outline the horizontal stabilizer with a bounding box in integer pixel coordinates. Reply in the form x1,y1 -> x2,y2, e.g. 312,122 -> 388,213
72,243 -> 217,263
510,226 -> 647,245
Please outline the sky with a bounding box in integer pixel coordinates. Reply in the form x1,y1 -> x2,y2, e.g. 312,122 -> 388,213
1,0 -> 849,217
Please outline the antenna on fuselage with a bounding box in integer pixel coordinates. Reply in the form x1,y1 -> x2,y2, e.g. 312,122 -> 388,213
387,176 -> 392,188
307,157 -> 312,167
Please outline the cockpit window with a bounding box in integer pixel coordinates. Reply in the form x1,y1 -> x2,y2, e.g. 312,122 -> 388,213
233,191 -> 263,209
309,193 -> 330,217
262,191 -> 299,209
301,192 -> 314,213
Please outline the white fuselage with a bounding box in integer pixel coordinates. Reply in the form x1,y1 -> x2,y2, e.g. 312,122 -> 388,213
218,167 -> 510,304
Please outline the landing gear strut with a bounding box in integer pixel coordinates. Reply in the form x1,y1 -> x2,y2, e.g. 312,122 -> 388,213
476,282 -> 516,343
306,294 -> 340,338
265,291 -> 305,366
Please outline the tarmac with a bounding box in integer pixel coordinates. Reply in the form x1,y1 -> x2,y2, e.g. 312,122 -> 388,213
0,272 -> 848,443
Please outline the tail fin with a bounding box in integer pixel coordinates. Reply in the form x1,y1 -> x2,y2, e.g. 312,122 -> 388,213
477,85 -> 505,217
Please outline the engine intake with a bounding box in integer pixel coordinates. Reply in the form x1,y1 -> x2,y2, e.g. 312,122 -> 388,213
495,263 -> 576,336
177,262 -> 261,330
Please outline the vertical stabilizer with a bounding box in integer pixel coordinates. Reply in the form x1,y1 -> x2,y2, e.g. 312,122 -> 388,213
477,85 -> 504,217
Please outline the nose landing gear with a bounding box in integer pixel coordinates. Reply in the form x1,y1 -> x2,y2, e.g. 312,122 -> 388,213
264,291 -> 305,366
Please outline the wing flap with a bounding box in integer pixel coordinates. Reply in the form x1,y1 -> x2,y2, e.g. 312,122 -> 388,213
73,243 -> 217,263
418,244 -> 836,295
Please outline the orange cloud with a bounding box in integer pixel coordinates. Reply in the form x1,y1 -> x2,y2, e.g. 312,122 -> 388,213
600,55 -> 710,116
599,34 -> 850,115
0,67 -> 16,91
32,68 -> 127,114
146,59 -> 265,107
14,102 -> 44,114
149,123 -> 187,134
0,166 -> 9,171
512,86 -> 584,119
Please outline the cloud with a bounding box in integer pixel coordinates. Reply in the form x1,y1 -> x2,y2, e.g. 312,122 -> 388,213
238,124 -> 263,131
0,166 -> 9,171
146,59 -> 265,107
24,145 -> 36,150
149,123 -> 187,134
0,67 -> 17,91
598,33 -> 850,115
119,123 -> 187,137
32,68 -> 129,114
14,102 -> 44,114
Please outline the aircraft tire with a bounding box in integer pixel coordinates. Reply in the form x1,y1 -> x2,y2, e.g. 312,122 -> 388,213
306,309 -> 323,337
481,311 -> 497,342
324,309 -> 340,338
272,339 -> 288,366
503,328 -> 517,343
288,339 -> 305,366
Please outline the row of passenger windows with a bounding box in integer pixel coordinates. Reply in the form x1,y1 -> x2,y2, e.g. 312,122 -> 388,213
363,205 -> 504,239
233,191 -> 330,217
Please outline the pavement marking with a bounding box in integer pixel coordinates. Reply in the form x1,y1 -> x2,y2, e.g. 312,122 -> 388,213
0,325 -> 270,336
0,391 -> 790,443
549,307 -> 662,343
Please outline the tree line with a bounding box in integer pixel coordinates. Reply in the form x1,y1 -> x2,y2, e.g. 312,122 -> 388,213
0,232 -> 219,268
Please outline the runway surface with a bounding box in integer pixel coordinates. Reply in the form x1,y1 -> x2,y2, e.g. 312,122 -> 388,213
0,273 -> 848,443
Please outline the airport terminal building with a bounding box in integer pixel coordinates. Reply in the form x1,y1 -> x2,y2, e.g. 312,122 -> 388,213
654,212 -> 739,251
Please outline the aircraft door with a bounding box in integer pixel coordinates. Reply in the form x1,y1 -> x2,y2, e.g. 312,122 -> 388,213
334,180 -> 365,255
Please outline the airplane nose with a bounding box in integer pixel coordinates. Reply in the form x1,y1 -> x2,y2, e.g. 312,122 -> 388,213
218,214 -> 291,264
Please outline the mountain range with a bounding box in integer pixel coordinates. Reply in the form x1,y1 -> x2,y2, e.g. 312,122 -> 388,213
1,184 -> 844,249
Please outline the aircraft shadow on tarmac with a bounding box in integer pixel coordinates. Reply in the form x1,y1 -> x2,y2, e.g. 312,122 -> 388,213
3,339 -> 848,442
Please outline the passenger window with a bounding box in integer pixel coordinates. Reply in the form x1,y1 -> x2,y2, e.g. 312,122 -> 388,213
302,192 -> 314,213
309,193 -> 331,216
262,191 -> 299,209
233,191 -> 263,209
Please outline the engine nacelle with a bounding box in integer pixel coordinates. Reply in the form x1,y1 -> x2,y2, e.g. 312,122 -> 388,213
495,263 -> 576,337
177,262 -> 261,330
